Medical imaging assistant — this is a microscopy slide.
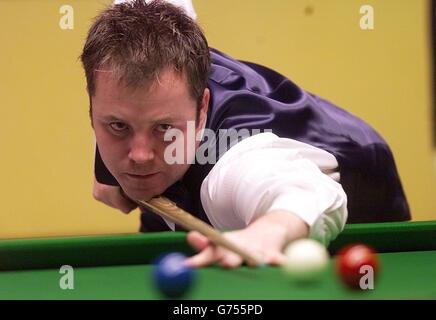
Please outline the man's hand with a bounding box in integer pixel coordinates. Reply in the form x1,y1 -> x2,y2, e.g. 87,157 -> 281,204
185,210 -> 309,268
93,178 -> 138,213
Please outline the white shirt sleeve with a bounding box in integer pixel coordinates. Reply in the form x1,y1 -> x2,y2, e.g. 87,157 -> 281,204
200,132 -> 348,246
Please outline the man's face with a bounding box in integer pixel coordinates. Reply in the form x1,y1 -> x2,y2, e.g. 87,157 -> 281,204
91,68 -> 209,201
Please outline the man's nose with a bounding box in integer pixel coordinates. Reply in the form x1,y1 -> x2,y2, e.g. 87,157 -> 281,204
128,135 -> 155,164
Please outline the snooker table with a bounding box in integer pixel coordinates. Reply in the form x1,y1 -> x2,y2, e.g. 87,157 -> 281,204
0,221 -> 435,300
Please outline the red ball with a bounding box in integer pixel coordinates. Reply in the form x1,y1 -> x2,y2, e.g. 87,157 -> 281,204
336,244 -> 379,290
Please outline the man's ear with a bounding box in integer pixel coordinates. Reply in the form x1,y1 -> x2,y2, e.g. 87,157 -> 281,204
197,88 -> 210,129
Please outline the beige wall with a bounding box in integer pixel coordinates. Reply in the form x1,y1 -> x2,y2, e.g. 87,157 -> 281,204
0,0 -> 434,239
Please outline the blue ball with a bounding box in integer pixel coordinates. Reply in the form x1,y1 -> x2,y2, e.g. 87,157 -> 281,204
153,252 -> 195,298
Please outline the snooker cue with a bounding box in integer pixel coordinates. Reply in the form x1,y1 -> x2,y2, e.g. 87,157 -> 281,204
137,196 -> 264,266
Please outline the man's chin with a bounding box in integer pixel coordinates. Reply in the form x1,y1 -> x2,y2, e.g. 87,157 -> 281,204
123,189 -> 157,202
120,182 -> 167,202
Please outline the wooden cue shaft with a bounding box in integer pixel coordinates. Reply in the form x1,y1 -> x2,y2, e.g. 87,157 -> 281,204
137,196 -> 263,266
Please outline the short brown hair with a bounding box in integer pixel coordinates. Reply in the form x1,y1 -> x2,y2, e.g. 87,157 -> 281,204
81,0 -> 210,106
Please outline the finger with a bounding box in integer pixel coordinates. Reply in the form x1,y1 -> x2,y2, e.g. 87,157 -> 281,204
184,246 -> 218,268
265,252 -> 286,266
218,250 -> 244,268
186,231 -> 210,252
116,189 -> 138,214
116,198 -> 138,214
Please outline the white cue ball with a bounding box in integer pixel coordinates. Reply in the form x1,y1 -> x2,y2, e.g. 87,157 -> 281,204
282,238 -> 329,282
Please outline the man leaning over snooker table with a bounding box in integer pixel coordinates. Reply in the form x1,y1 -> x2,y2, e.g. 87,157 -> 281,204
82,0 -> 410,268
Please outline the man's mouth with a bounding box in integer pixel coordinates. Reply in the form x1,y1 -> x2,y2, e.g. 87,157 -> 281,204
125,172 -> 160,181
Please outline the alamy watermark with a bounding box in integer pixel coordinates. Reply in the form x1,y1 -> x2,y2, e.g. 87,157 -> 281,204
359,264 -> 375,290
360,5 -> 374,30
163,121 -> 272,165
59,265 -> 74,290
59,5 -> 74,30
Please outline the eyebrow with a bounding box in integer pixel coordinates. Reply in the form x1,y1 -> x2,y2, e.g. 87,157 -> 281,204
101,114 -> 180,124
101,115 -> 124,121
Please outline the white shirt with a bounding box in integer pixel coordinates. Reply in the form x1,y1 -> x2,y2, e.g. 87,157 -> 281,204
200,133 -> 348,246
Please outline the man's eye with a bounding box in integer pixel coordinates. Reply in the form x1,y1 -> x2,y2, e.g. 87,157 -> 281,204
109,122 -> 128,132
156,124 -> 173,133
